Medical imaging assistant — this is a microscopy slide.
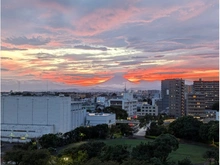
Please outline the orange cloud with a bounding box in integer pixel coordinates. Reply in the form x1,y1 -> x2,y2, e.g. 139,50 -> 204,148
40,73 -> 113,86
123,67 -> 219,83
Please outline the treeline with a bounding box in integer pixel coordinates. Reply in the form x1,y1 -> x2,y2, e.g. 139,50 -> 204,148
4,134 -> 209,165
38,123 -> 133,149
140,115 -> 219,144
60,134 -> 187,165
169,116 -> 219,143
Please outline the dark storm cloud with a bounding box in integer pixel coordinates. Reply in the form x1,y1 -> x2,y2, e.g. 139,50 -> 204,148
3,36 -> 51,46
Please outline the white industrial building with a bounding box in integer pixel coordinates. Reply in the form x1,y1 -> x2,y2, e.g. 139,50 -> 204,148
1,95 -> 86,143
108,91 -> 137,116
86,113 -> 116,127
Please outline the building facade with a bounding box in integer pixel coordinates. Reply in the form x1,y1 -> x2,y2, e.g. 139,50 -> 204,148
137,102 -> 158,116
1,96 -> 86,142
86,113 -> 116,126
161,79 -> 185,117
186,93 -> 206,117
193,79 -> 219,109
108,91 -> 137,116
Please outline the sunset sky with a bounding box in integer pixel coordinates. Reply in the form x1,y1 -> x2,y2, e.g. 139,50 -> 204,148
1,0 -> 219,91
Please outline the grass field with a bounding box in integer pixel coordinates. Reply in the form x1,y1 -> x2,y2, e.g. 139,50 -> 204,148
101,138 -> 212,164
59,138 -> 214,164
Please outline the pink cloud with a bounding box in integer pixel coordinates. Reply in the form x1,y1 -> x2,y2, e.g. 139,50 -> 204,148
73,7 -> 140,36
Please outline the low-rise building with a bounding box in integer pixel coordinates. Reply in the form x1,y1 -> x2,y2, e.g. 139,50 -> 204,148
137,102 -> 158,116
86,113 -> 116,127
109,90 -> 137,116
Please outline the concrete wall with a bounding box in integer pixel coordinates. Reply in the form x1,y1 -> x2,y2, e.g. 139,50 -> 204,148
1,96 -> 72,133
86,113 -> 116,126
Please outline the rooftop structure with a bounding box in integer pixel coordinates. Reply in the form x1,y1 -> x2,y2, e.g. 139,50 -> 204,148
86,113 -> 116,126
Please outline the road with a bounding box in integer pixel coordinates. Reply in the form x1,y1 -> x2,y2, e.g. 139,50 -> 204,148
133,122 -> 151,137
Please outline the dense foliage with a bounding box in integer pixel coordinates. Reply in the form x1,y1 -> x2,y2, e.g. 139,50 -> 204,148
145,121 -> 167,136
168,116 -> 202,141
212,102 -> 219,111
168,116 -> 219,143
3,115 -> 219,165
103,106 -> 128,119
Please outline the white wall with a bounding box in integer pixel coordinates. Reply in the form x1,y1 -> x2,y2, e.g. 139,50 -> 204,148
86,113 -> 116,126
1,124 -> 54,143
1,96 -> 72,134
1,96 -> 87,142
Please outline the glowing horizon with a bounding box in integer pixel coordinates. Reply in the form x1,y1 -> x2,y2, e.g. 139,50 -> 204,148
1,0 -> 219,91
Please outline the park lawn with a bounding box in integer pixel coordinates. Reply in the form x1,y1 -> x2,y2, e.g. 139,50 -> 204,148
59,138 -> 213,164
102,138 -> 212,164
58,141 -> 87,153
101,138 -> 153,147
169,143 -> 211,164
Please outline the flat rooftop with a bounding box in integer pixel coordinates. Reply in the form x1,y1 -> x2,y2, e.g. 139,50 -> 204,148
87,113 -> 113,116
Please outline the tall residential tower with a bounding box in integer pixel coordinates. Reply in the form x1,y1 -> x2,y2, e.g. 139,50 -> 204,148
193,79 -> 219,109
161,79 -> 185,117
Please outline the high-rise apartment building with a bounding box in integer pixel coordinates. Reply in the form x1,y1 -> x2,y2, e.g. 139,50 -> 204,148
186,93 -> 206,117
193,79 -> 219,109
161,79 -> 185,117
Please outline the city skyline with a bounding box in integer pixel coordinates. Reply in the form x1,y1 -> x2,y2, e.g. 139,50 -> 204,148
1,0 -> 219,91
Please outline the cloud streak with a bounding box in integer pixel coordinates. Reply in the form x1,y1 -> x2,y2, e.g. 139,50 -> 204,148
1,0 -> 218,91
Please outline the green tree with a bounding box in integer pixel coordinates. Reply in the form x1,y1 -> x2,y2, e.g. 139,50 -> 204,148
131,142 -> 155,161
199,123 -> 211,143
121,159 -> 154,165
168,116 -> 202,141
84,158 -> 120,165
203,148 -> 219,165
212,102 -> 219,111
3,149 -> 25,165
100,145 -> 130,163
138,114 -> 153,128
84,158 -> 102,165
72,150 -> 88,165
208,121 -> 219,143
39,133 -> 62,148
21,149 -> 51,165
199,121 -> 219,143
157,114 -> 165,125
77,141 -> 106,159
152,134 -> 179,163
178,158 -> 193,165
103,106 -> 128,119
146,122 -> 167,136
